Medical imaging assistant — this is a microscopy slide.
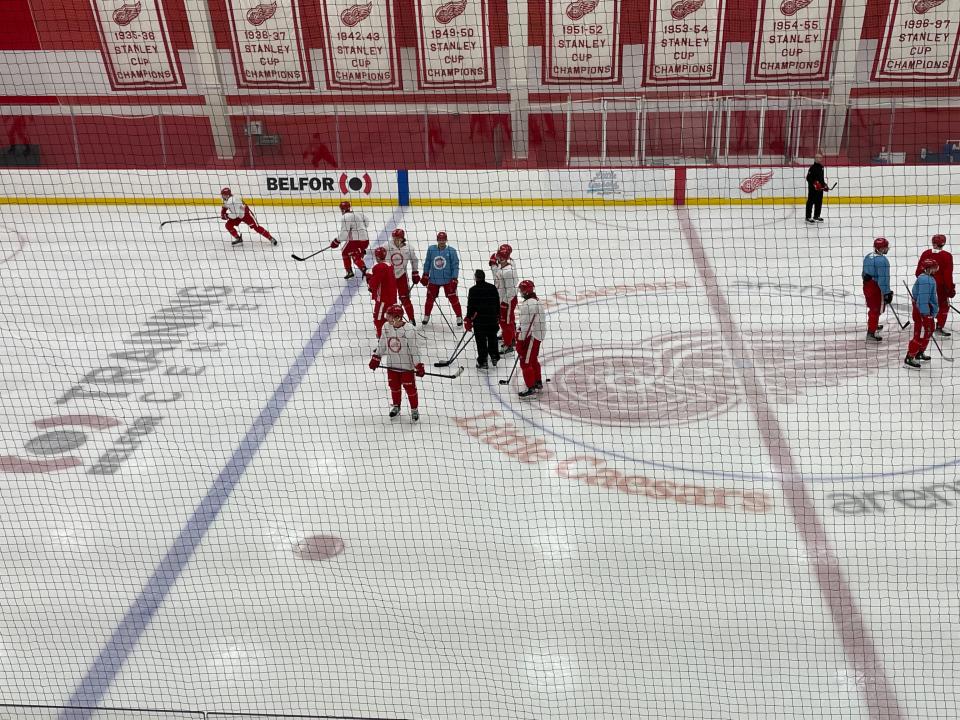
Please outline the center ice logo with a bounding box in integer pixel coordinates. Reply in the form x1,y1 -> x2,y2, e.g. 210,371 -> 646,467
538,330 -> 906,428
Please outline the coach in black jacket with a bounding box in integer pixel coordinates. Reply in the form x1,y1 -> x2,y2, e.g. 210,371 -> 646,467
805,152 -> 828,223
465,269 -> 501,370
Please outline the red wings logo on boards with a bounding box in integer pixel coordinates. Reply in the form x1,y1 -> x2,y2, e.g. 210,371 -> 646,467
913,0 -> 945,13
779,0 -> 812,17
565,0 -> 599,21
739,170 -> 775,194
435,0 -> 468,24
670,0 -> 704,21
112,1 -> 142,26
246,1 -> 278,26
341,1 -> 373,26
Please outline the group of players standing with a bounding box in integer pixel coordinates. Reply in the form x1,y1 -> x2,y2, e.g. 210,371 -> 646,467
330,201 -> 547,421
862,233 -> 955,369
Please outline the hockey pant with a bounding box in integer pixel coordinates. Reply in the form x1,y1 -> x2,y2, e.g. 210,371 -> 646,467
805,189 -> 823,220
226,207 -> 273,241
863,280 -> 883,333
517,337 -> 542,388
936,287 -> 950,329
499,298 -> 517,347
373,301 -> 388,338
342,240 -> 369,273
387,369 -> 418,409
396,274 -> 416,321
424,281 -> 462,318
907,310 -> 936,356
474,324 -> 500,366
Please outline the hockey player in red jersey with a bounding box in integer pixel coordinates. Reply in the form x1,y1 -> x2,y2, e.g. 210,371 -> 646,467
367,246 -> 398,338
369,305 -> 424,422
220,187 -> 277,246
493,243 -> 518,353
329,201 -> 370,279
516,279 -> 546,398
387,228 -> 420,325
914,234 -> 955,337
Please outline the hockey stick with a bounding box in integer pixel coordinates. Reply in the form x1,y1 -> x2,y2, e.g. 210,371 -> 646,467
435,330 -> 472,367
929,332 -> 955,362
951,303 -> 960,315
291,247 -> 332,262
887,302 -> 910,330
435,302 -> 458,336
159,215 -> 221,229
498,354 -> 520,385
382,365 -> 464,379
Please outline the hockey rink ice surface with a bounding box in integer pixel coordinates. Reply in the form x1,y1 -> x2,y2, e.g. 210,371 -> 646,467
1,201 -> 959,720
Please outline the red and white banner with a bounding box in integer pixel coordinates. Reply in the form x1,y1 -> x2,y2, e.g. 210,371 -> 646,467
319,0 -> 401,89
226,0 -> 313,88
749,0 -> 838,81
89,0 -> 184,90
872,0 -> 960,81
544,0 -> 622,84
414,0 -> 494,88
646,0 -> 727,85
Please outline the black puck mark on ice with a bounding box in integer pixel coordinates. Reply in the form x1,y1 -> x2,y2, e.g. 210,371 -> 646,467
348,177 -> 364,192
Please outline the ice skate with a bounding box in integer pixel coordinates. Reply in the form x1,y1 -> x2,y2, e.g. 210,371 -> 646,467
904,355 -> 922,370
411,408 -> 420,422
389,405 -> 401,418
866,331 -> 882,342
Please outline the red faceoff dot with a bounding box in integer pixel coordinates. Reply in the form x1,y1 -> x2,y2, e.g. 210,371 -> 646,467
294,535 -> 345,561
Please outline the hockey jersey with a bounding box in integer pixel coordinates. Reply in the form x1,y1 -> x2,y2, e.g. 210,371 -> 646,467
516,297 -> 546,342
337,211 -> 370,243
375,322 -> 420,371
912,274 -> 939,317
422,244 -> 460,285
222,195 -> 246,220
388,242 -> 419,279
915,248 -> 955,292
368,261 -> 398,306
862,252 -> 891,294
494,262 -> 518,304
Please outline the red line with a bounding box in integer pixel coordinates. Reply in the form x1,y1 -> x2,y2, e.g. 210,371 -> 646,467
676,208 -> 905,720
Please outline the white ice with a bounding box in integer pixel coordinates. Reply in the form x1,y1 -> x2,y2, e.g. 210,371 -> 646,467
0,200 -> 958,719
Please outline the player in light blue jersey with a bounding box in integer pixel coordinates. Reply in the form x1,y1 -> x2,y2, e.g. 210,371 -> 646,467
905,257 -> 940,370
862,237 -> 892,342
420,231 -> 463,326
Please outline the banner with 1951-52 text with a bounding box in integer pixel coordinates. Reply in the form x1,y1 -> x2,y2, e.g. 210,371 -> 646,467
544,0 -> 622,84
226,0 -> 313,88
89,0 -> 185,90
320,0 -> 401,89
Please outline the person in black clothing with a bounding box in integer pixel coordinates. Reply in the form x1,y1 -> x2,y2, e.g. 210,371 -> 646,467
805,152 -> 828,223
465,269 -> 501,370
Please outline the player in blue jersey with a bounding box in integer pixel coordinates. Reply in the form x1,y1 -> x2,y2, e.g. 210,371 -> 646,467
420,231 -> 463,326
862,237 -> 892,342
905,257 -> 940,369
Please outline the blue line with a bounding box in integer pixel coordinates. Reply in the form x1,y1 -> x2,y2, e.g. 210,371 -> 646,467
61,208 -> 406,719
396,169 -> 409,207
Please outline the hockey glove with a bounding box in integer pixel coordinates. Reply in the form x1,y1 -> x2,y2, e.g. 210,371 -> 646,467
951,285 -> 957,298
220,208 -> 228,220
415,363 -> 425,377
463,318 -> 473,332
421,274 -> 430,286
814,181 -> 828,192
411,271 -> 421,285
369,355 -> 381,371
883,292 -> 893,304
330,239 -> 340,249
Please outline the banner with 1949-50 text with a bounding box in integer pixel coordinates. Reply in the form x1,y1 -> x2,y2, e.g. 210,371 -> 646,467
414,0 -> 494,88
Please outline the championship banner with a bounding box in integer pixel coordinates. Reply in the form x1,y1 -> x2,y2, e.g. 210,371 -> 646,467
646,0 -> 727,85
749,0 -> 838,81
319,0 -> 401,89
544,0 -> 622,84
414,0 -> 494,88
89,0 -> 185,90
226,0 -> 313,88
872,0 -> 960,81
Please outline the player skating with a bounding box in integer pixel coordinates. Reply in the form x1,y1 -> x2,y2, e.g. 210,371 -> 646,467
862,237 -> 892,342
421,231 -> 463,326
369,305 -> 425,422
515,279 -> 546,398
329,201 -> 369,279
220,187 -> 277,246
492,243 -> 518,353
367,246 -> 398,338
915,234 -> 954,337
905,258 -> 939,369
387,228 -> 420,325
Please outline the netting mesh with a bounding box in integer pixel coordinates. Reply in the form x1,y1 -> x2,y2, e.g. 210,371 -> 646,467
1,1 -> 960,719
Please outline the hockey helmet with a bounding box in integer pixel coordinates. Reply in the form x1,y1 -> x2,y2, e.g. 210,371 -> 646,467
339,200 -> 352,213
497,243 -> 513,260
518,279 -> 535,296
220,187 -> 232,198
374,246 -> 387,262
392,228 -> 406,241
385,304 -> 404,318
933,234 -> 947,248
436,231 -> 448,243
922,257 -> 939,272
873,237 -> 889,252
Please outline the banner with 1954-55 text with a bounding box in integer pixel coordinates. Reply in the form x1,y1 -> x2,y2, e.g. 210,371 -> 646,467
89,0 -> 185,90
544,0 -> 622,84
320,0 -> 401,89
749,0 -> 838,82
226,0 -> 313,88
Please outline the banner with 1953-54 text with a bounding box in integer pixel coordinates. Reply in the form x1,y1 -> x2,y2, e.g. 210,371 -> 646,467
646,0 -> 727,85
89,0 -> 185,90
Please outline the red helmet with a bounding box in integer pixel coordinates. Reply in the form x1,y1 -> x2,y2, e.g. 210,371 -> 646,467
220,187 -> 232,197
489,253 -> 498,266
933,234 -> 947,247
497,243 -> 513,259
873,237 -> 889,252
922,257 -> 939,272
385,304 -> 404,318
518,279 -> 535,296
339,201 -> 351,213
392,228 -> 405,240
374,246 -> 387,262
436,231 -> 448,242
